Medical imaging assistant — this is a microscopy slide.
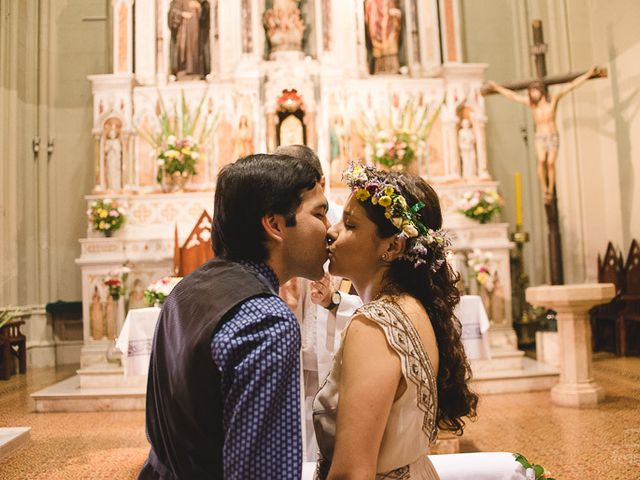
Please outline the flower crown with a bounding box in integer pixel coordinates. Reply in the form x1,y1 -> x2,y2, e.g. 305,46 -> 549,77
342,163 -> 451,271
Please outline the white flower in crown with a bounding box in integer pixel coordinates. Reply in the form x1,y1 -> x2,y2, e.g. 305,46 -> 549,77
402,224 -> 419,238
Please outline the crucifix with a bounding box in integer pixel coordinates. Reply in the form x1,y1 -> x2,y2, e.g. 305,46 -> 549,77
482,19 -> 607,285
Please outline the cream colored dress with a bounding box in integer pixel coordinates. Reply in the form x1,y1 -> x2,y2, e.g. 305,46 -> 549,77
313,298 -> 441,479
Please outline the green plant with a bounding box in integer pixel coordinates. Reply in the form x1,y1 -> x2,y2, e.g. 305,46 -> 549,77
0,308 -> 15,329
514,453 -> 556,480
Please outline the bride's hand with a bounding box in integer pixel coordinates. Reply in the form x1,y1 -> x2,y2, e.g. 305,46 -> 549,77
311,272 -> 332,308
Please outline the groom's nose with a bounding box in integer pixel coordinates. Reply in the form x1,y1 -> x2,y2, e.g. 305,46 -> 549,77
326,224 -> 338,244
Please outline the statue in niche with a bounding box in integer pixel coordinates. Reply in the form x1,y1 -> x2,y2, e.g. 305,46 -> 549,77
234,115 -> 254,159
329,113 -> 350,186
458,118 -> 477,180
104,127 -> 123,191
263,0 -> 305,56
490,271 -> 506,325
128,279 -> 146,310
90,286 -> 104,340
364,0 -> 402,74
168,0 -> 211,80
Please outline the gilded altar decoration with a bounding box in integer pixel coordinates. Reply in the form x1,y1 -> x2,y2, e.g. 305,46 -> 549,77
263,0 -> 306,55
359,96 -> 441,170
88,199 -> 126,237
138,90 -> 219,192
457,189 -> 503,224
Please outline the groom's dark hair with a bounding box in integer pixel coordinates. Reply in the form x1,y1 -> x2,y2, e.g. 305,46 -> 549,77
212,153 -> 320,262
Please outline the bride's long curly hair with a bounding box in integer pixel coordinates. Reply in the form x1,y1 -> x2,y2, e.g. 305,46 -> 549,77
359,171 -> 478,434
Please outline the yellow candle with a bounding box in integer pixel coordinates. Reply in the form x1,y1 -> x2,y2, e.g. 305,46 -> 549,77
514,172 -> 523,226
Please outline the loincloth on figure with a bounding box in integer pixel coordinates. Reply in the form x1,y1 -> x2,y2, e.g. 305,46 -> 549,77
534,132 -> 559,153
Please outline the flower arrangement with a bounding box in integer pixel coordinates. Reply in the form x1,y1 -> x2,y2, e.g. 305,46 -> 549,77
138,90 -> 219,192
343,163 -> 451,272
467,249 -> 495,292
155,135 -> 199,184
103,267 -> 130,301
458,190 -> 503,224
513,453 -> 555,480
359,96 -> 441,169
88,199 -> 126,237
144,277 -> 182,307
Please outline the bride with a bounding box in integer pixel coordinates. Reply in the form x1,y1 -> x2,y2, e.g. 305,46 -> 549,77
314,165 -> 478,479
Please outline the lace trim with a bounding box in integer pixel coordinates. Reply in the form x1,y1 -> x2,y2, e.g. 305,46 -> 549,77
355,298 -> 438,443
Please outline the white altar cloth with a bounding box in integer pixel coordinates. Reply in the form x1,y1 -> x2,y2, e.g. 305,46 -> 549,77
456,295 -> 491,360
115,296 -> 490,378
302,452 -> 527,479
116,307 -> 161,376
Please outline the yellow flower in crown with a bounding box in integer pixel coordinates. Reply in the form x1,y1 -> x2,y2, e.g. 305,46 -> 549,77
355,188 -> 371,201
384,211 -> 392,219
394,195 -> 408,209
384,185 -> 395,196
378,195 -> 392,207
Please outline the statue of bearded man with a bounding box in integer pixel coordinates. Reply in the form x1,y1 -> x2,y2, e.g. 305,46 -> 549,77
364,0 -> 402,74
168,0 -> 211,79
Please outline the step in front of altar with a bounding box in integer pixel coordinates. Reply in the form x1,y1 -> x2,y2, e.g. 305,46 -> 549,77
31,374 -> 145,413
471,349 -> 525,372
78,364 -> 146,389
470,357 -> 559,394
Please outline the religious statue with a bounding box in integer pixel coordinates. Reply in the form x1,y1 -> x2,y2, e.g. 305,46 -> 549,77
168,0 -> 210,80
458,118 -> 477,180
128,279 -> 146,310
263,0 -> 305,56
104,127 -> 122,191
486,65 -> 600,202
233,115 -> 254,159
90,286 -> 104,340
105,295 -> 116,340
364,0 -> 402,74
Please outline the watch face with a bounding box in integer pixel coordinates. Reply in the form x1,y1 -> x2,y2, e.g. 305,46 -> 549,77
331,292 -> 341,304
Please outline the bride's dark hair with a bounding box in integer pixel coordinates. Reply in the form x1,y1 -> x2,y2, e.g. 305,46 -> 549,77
359,171 -> 478,434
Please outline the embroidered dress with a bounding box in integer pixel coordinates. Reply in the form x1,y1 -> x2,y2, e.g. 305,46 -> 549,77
313,298 -> 440,480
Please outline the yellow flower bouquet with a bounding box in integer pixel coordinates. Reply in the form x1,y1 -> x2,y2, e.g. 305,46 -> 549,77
88,198 -> 125,237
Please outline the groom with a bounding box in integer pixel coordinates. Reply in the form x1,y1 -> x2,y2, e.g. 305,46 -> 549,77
139,153 -> 330,479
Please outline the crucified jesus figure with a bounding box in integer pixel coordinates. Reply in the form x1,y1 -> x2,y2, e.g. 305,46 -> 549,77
487,65 -> 602,202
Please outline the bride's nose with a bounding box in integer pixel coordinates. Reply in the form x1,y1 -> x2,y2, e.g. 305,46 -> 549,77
327,224 -> 338,244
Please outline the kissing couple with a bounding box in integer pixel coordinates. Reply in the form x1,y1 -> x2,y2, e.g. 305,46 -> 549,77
139,145 -> 477,479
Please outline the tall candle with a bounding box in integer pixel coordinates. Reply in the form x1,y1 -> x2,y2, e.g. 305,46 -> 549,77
514,172 -> 523,227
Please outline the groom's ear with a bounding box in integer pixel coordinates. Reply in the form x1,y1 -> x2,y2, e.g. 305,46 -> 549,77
261,214 -> 287,244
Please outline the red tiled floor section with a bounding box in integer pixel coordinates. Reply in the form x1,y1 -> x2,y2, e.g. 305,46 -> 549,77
0,354 -> 638,479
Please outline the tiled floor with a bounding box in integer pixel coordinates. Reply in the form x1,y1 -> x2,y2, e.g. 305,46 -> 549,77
0,354 -> 638,479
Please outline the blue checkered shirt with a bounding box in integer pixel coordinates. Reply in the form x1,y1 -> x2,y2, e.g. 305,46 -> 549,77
211,261 -> 302,479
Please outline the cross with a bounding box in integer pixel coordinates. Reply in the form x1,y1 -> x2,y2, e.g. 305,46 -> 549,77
482,20 -> 607,285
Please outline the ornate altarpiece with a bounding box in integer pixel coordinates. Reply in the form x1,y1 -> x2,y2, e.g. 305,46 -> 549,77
77,0 -> 516,368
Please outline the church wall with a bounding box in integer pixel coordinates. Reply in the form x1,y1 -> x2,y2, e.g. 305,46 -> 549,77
0,0 -> 109,308
564,0 -> 640,267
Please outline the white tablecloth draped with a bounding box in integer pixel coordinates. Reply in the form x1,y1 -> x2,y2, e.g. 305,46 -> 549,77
115,307 -> 161,376
456,295 -> 491,360
115,296 -> 491,378
303,452 -> 527,480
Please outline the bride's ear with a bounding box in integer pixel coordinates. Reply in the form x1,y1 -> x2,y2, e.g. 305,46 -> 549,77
384,234 -> 406,262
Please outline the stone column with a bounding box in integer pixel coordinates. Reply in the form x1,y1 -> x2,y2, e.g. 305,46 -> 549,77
526,283 -> 614,407
112,0 -> 134,74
